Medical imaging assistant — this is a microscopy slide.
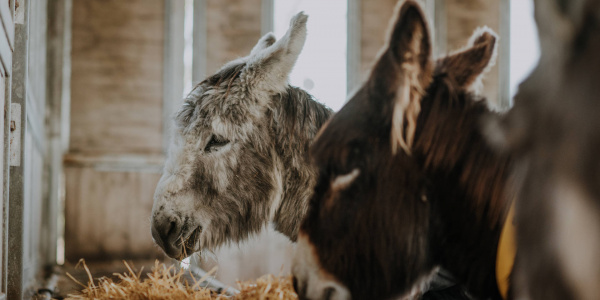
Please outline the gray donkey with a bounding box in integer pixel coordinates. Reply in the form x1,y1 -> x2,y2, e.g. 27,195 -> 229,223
151,12 -> 331,260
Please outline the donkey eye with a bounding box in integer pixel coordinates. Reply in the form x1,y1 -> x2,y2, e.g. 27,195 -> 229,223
204,135 -> 229,153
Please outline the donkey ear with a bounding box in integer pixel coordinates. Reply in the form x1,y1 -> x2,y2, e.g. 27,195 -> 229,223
244,12 -> 308,93
250,33 -> 277,56
533,0 -> 597,50
441,27 -> 498,90
376,1 -> 433,154
387,1 -> 432,75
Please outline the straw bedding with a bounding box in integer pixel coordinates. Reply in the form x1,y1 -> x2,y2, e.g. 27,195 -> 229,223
65,260 -> 298,300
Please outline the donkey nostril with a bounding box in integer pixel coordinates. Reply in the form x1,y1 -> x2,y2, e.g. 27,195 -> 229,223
323,287 -> 336,300
166,221 -> 177,236
292,275 -> 308,299
292,276 -> 299,292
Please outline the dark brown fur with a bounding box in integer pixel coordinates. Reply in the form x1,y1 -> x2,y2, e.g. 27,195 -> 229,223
486,1 -> 600,299
295,2 -> 512,299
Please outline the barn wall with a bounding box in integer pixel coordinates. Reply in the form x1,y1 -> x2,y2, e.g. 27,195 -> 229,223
66,0 -> 166,261
65,168 -> 160,260
69,1 -> 164,154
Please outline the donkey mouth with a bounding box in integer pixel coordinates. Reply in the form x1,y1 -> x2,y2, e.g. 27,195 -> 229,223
177,226 -> 202,260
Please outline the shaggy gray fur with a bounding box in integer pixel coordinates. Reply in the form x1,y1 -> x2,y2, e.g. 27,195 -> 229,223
151,12 -> 332,259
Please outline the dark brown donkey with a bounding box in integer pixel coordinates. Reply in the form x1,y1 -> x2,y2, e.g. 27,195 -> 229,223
485,0 -> 600,299
292,1 -> 513,300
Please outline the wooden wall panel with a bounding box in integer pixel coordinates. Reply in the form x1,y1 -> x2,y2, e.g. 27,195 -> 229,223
359,0 -> 397,79
206,0 -> 262,73
70,0 -> 164,154
64,167 -> 163,261
66,0 -> 166,262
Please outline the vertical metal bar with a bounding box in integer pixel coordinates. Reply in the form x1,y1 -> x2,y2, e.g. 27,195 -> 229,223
44,0 -> 71,268
162,0 -> 185,153
192,0 -> 207,85
7,0 -> 28,297
346,0 -> 361,94
261,0 -> 274,36
498,0 -> 511,109
0,1 -> 14,295
433,0 -> 447,57
1,76 -> 10,299
423,0 -> 435,47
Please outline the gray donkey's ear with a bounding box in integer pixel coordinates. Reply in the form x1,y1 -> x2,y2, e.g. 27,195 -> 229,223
244,12 -> 308,93
250,33 -> 277,56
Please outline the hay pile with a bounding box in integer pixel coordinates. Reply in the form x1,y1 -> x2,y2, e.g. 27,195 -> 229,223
65,260 -> 298,300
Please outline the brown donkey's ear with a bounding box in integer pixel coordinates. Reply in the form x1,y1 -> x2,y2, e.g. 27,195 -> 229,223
387,1 -> 432,76
375,0 -> 433,154
441,27 -> 498,91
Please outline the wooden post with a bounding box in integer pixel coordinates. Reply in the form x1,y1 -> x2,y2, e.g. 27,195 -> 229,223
7,0 -> 28,297
261,0 -> 273,36
45,0 -> 72,266
347,0 -> 361,93
498,0 -> 511,109
0,1 -> 14,298
192,0 -> 208,85
163,0 -> 185,153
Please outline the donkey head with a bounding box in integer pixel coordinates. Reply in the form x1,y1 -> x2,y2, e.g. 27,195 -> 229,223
485,1 -> 600,299
292,2 -> 501,299
151,13 -> 311,259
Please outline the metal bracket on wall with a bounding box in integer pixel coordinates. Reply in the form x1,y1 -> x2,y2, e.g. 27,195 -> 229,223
8,103 -> 19,167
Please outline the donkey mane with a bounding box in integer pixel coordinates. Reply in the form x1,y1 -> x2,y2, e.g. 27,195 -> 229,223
411,68 -> 514,298
270,86 -> 333,239
152,12 -> 337,260
176,63 -> 247,129
204,62 -> 246,87
273,86 -> 332,152
416,69 -> 513,226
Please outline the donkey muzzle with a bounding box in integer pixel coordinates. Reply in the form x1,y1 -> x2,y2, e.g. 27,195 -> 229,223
151,212 -> 185,258
292,234 -> 351,300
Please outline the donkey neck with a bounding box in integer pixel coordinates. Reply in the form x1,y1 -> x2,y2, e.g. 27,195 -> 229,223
269,86 -> 333,241
415,87 -> 513,299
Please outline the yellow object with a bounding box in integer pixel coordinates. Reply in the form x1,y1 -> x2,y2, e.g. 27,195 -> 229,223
496,203 -> 516,299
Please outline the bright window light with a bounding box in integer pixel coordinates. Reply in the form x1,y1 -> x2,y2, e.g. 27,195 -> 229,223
274,0 -> 348,111
510,0 -> 540,97
183,0 -> 194,97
